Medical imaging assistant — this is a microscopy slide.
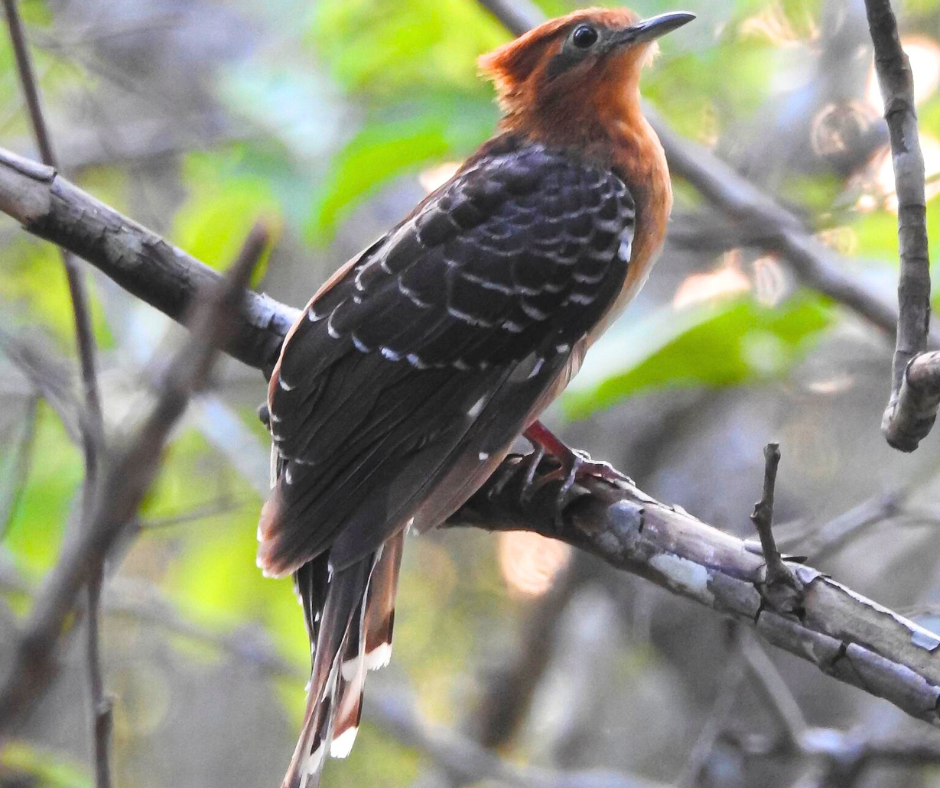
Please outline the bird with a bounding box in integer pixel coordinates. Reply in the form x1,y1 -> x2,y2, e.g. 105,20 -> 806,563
257,7 -> 693,787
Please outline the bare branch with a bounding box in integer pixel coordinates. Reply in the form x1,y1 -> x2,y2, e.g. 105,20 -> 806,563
863,0 -> 936,451
0,147 -> 297,374
448,453 -> 940,727
749,443 -> 803,615
0,222 -> 269,740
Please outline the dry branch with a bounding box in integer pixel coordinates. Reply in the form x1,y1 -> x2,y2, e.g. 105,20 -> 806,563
865,0 -> 937,451
449,453 -> 940,726
0,147 -> 297,374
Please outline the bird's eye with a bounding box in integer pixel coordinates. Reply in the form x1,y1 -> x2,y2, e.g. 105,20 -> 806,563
571,24 -> 599,49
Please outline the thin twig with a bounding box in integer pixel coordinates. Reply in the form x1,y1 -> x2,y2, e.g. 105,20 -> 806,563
1,3 -> 110,783
138,496 -> 246,531
0,325 -> 82,444
864,0 -> 935,451
0,222 -> 269,742
750,444 -> 783,576
749,443 -> 803,614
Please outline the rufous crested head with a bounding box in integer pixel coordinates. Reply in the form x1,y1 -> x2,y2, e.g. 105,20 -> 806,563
479,7 -> 694,144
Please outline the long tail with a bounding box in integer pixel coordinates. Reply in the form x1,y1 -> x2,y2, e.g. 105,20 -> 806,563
282,532 -> 404,788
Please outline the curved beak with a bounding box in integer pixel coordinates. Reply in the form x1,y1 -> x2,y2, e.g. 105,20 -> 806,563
614,11 -> 696,46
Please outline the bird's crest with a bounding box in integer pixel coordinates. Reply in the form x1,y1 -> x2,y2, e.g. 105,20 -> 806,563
478,7 -> 640,111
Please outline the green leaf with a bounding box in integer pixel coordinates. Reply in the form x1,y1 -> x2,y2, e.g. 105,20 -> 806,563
563,293 -> 832,419
306,94 -> 496,241
174,149 -> 283,285
307,115 -> 448,241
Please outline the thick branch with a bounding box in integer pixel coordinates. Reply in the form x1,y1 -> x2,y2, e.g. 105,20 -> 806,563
449,454 -> 940,726
888,351 -> 940,445
0,147 -> 298,374
865,0 -> 936,451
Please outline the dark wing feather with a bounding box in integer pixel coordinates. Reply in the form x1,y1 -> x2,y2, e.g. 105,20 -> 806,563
259,138 -> 635,576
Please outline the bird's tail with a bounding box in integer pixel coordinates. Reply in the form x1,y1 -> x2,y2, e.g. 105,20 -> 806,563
282,532 -> 404,788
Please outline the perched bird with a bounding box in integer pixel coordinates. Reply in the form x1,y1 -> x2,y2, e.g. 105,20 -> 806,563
258,7 -> 692,787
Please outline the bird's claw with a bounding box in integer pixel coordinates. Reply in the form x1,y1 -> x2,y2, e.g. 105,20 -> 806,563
519,446 -> 546,503
488,447 -> 632,528
566,450 -> 634,487
530,449 -> 631,527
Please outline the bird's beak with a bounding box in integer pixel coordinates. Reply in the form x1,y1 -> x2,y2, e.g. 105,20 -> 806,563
613,11 -> 696,46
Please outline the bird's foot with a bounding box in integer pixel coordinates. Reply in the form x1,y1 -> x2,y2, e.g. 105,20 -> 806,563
535,450 -> 632,525
521,421 -> 633,527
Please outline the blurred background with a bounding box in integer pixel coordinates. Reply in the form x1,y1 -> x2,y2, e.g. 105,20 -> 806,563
2,0 -> 940,786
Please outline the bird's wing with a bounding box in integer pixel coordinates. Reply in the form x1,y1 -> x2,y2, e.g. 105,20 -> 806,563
259,141 -> 635,576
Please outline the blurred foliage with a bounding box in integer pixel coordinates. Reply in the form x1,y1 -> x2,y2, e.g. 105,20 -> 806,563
173,150 -> 281,283
564,293 -> 832,419
0,742 -> 90,788
4,404 -> 83,573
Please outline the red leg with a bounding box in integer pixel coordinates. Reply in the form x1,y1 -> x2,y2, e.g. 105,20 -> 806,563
523,421 -> 631,485
522,421 -> 632,517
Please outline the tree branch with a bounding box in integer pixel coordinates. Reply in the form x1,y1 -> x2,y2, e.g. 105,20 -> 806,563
447,453 -> 940,727
2,143 -> 940,726
0,147 -> 297,375
864,0 -> 936,451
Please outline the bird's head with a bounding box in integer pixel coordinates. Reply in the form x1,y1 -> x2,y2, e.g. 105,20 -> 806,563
479,7 -> 694,142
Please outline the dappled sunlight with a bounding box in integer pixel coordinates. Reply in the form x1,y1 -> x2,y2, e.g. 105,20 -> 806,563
419,161 -> 462,193
498,531 -> 571,599
806,373 -> 856,395
814,226 -> 858,257
810,101 -> 875,157
752,255 -> 788,307
672,250 -> 750,310
739,2 -> 817,45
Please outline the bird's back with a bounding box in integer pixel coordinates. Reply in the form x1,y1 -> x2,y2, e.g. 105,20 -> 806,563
260,133 -> 637,574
